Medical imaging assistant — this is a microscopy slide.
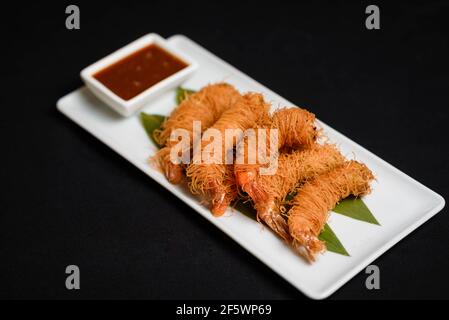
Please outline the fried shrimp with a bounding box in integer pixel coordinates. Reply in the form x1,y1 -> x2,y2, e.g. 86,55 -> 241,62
186,93 -> 271,216
236,144 -> 345,241
288,160 -> 374,262
153,83 -> 241,184
272,107 -> 318,151
234,107 -> 318,202
208,164 -> 237,217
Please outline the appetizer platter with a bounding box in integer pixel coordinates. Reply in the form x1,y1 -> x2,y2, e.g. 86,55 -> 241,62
57,34 -> 445,299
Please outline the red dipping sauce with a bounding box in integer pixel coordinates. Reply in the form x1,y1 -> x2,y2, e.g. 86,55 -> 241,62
93,44 -> 188,101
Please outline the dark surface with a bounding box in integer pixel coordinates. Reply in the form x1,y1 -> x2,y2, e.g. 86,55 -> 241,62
0,1 -> 448,300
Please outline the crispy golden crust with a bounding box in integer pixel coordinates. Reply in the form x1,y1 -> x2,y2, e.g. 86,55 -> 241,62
288,160 -> 374,262
257,144 -> 346,205
236,144 -> 346,241
153,83 -> 241,184
272,107 -> 318,150
234,107 -> 318,198
187,93 -> 271,216
233,107 -> 319,239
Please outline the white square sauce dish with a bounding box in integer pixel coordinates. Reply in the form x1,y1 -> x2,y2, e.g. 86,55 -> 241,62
81,33 -> 197,117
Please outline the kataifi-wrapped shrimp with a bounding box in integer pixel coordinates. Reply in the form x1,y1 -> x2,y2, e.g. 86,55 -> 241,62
234,107 -> 322,239
186,93 -> 271,216
271,107 -> 318,150
288,160 -> 374,262
153,83 -> 241,184
236,144 -> 345,241
235,107 -> 318,197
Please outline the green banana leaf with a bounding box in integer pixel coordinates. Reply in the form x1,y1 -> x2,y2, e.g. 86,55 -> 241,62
140,113 -> 166,148
318,224 -> 350,256
176,87 -> 196,105
334,196 -> 380,225
235,200 -> 349,256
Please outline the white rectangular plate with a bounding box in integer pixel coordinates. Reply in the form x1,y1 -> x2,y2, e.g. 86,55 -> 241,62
57,34 -> 445,299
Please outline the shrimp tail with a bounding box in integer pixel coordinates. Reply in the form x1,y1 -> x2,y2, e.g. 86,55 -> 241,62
154,147 -> 184,184
211,188 -> 237,217
257,201 -> 291,241
292,236 -> 326,263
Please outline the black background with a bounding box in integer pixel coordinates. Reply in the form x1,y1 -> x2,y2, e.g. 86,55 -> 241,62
1,1 -> 448,300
